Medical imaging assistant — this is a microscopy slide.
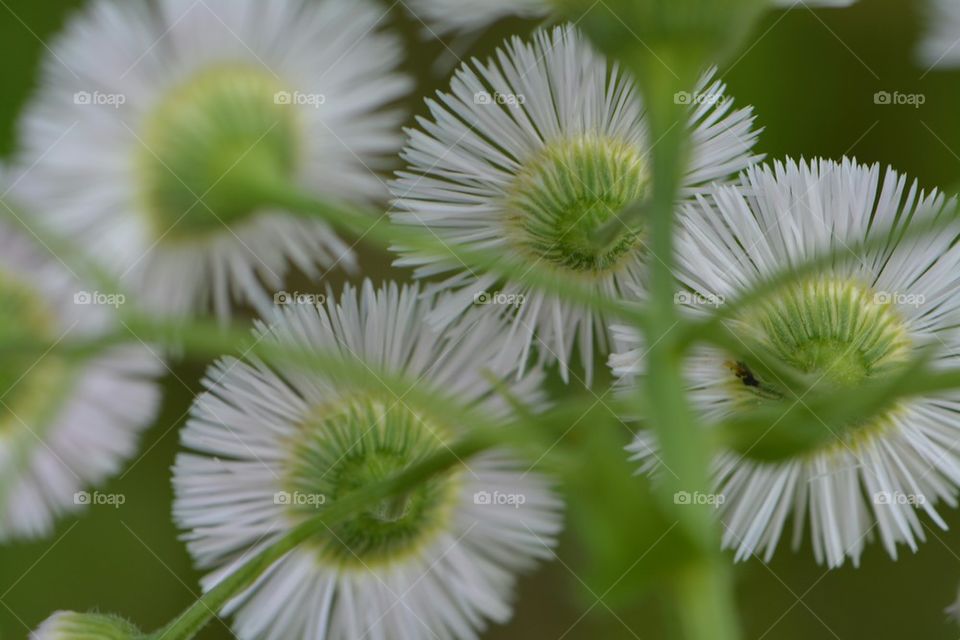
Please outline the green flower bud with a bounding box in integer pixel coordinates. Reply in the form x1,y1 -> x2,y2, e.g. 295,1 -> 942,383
31,611 -> 143,640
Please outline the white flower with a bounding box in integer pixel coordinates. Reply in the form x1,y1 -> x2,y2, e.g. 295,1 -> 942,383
18,0 -> 409,319
611,158 -> 960,568
405,0 -> 855,34
0,177 -> 162,541
173,280 -> 563,640
390,26 -> 760,384
918,0 -> 960,68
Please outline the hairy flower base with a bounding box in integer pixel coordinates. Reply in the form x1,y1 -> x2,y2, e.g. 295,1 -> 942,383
32,610 -> 142,640
0,271 -> 68,432
285,396 -> 461,568
729,277 -> 911,437
506,134 -> 648,273
138,65 -> 301,239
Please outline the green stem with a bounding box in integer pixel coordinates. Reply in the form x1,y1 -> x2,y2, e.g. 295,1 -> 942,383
627,48 -> 741,640
0,313 -> 625,457
673,560 -> 741,640
254,183 -> 645,327
151,430 -> 495,640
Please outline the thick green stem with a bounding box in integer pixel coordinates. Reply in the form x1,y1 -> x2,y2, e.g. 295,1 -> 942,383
628,49 -> 741,640
673,560 -> 741,640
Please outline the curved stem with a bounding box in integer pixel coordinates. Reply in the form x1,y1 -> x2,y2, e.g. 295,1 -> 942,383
256,184 -> 648,328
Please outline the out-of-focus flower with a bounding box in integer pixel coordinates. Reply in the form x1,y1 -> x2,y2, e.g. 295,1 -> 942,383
918,0 -> 960,68
173,281 -> 563,640
0,174 -> 162,541
390,26 -> 760,383
19,0 -> 409,318
611,158 -> 960,568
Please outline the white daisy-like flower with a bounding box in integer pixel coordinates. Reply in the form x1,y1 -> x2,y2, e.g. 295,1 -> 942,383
0,179 -> 162,541
19,0 -> 409,318
173,280 -> 563,640
405,0 -> 855,35
390,26 -> 760,383
918,0 -> 960,68
611,158 -> 960,569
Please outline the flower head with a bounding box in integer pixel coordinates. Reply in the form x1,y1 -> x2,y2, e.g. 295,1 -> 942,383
0,176 -> 162,540
173,281 -> 563,639
391,26 -> 760,383
611,158 -> 960,568
19,0 -> 409,318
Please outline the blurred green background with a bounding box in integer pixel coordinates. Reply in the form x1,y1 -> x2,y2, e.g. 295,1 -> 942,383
2,0 -> 960,638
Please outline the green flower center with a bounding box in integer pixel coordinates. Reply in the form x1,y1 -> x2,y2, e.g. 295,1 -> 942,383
0,271 -> 67,433
138,65 -> 302,241
506,135 -> 649,274
728,278 -> 911,430
284,396 -> 460,568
